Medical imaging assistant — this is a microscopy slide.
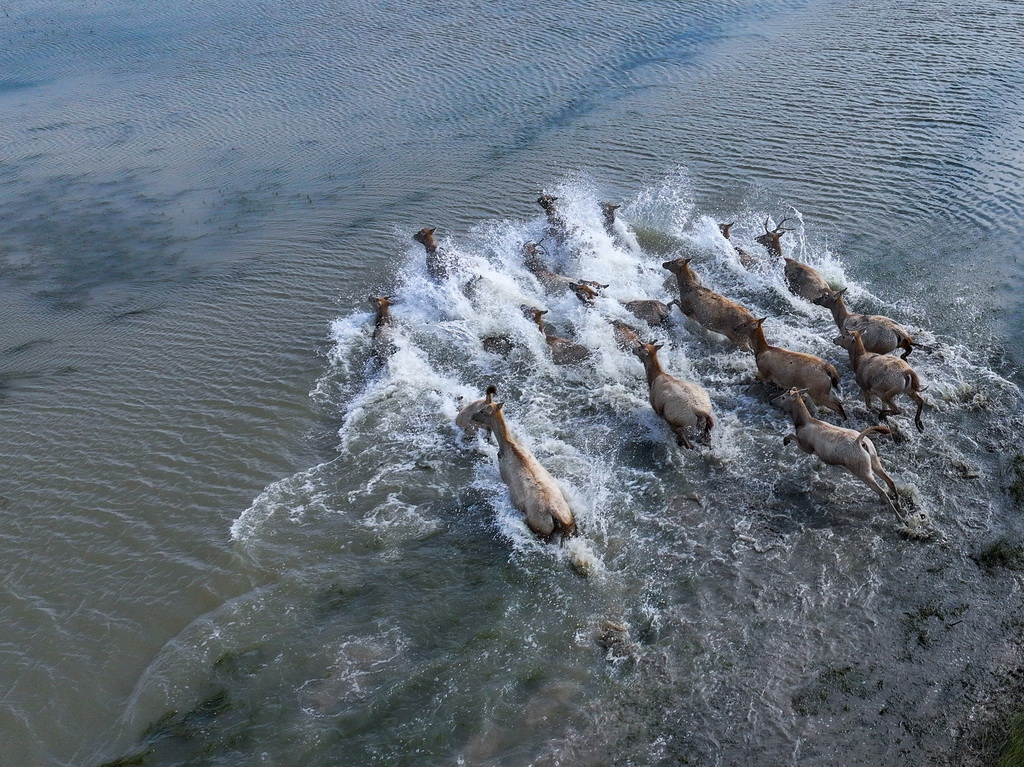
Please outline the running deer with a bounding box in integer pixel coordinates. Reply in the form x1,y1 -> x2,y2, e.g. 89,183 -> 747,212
834,330 -> 925,431
755,217 -> 833,302
368,296 -> 396,361
776,388 -> 902,519
633,342 -> 714,449
815,288 -> 921,359
600,202 -> 621,236
662,257 -> 756,350
413,227 -> 455,282
537,194 -> 572,244
470,400 -> 578,542
567,280 -> 673,327
718,222 -> 758,269
522,242 -> 606,296
521,307 -> 592,365
456,385 -> 497,440
735,317 -> 846,418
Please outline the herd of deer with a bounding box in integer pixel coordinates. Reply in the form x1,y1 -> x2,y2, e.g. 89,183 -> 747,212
369,197 -> 933,550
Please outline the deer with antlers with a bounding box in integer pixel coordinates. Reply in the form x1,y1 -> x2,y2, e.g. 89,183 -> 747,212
755,217 -> 834,302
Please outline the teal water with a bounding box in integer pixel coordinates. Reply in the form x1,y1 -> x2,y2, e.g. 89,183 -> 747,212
2,1 -> 1024,765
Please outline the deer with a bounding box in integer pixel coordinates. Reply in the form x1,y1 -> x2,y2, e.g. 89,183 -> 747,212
755,217 -> 833,302
567,280 -> 673,328
522,242 -> 607,296
815,288 -> 921,359
735,317 -> 846,418
456,385 -> 497,440
775,388 -> 902,520
413,227 -> 456,282
718,222 -> 758,269
834,330 -> 925,432
662,257 -> 756,350
521,307 -> 592,365
470,399 -> 578,542
368,296 -> 396,361
632,342 -> 714,449
537,194 -> 572,244
600,202 -> 621,236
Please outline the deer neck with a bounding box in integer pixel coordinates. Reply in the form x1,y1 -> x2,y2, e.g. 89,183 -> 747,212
642,353 -> 665,387
790,395 -> 813,428
847,334 -> 867,366
749,324 -> 770,356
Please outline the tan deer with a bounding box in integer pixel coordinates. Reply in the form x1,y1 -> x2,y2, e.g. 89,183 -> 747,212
633,342 -> 714,449
776,388 -> 902,519
735,317 -> 846,418
470,400 -> 578,542
815,289 -> 921,359
755,217 -> 833,302
662,257 -> 756,350
834,330 -> 925,431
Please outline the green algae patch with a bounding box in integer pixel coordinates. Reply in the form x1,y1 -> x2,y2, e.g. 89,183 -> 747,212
998,713 -> 1024,767
973,539 -> 1024,572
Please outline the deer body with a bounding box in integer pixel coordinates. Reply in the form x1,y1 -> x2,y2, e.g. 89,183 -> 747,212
522,243 -> 606,298
816,290 -> 917,359
835,330 -> 925,431
522,307 -> 592,365
783,258 -> 833,302
471,402 -> 577,541
633,343 -> 714,449
755,217 -> 832,302
413,227 -> 454,282
369,296 -> 396,360
662,258 -> 756,350
738,318 -> 846,418
624,299 -> 673,327
719,222 -> 758,269
777,388 -> 901,519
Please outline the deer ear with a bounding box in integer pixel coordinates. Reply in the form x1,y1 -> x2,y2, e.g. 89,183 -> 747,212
494,402 -> 504,412
653,342 -> 664,351
757,317 -> 767,325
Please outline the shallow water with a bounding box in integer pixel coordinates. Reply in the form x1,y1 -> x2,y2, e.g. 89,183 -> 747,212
2,0 -> 1024,765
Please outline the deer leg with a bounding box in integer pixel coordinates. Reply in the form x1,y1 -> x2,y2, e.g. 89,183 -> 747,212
829,396 -> 847,420
910,392 -> 925,432
871,456 -> 899,496
861,473 -> 902,520
675,431 -> 694,450
900,339 -> 913,360
881,395 -> 903,415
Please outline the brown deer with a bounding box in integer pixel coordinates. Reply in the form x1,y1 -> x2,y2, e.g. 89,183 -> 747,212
633,342 -> 714,449
521,307 -> 592,365
718,222 -> 758,268
600,202 -> 621,236
735,317 -> 846,418
755,217 -> 833,302
470,400 -> 578,542
522,242 -> 606,296
368,296 -> 396,361
537,194 -> 571,244
776,388 -> 902,520
815,289 -> 921,359
456,385 -> 497,440
413,227 -> 454,282
662,257 -> 756,350
834,330 -> 925,432
567,280 -> 673,327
